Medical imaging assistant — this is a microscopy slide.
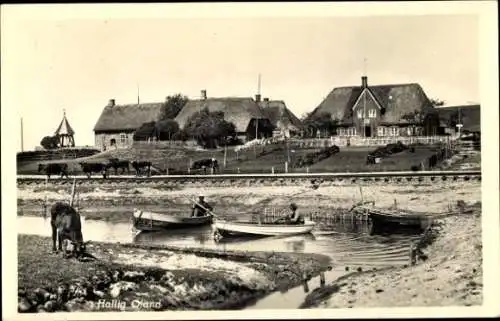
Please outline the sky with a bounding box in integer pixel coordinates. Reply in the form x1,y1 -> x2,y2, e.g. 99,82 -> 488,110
1,3 -> 488,151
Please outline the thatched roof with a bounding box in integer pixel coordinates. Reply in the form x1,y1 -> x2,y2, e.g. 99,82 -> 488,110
175,97 -> 269,133
94,101 -> 163,133
259,100 -> 303,131
436,104 -> 480,132
310,78 -> 434,125
55,112 -> 75,136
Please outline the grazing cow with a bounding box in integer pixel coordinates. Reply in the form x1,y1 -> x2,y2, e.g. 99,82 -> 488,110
50,202 -> 85,256
191,158 -> 219,174
107,158 -> 130,175
80,162 -> 108,178
38,163 -> 69,179
131,161 -> 152,177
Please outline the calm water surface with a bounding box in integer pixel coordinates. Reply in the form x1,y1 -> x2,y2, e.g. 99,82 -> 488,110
18,215 -> 421,309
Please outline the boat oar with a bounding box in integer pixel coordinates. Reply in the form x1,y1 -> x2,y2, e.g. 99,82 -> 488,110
180,194 -> 222,220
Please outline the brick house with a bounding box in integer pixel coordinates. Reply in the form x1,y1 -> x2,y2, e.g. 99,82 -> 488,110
93,99 -> 163,150
310,76 -> 440,137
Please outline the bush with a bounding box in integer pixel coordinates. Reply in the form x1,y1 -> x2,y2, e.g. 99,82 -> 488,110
171,129 -> 188,142
293,145 -> 340,168
367,141 -> 409,159
40,136 -> 59,150
410,165 -> 420,171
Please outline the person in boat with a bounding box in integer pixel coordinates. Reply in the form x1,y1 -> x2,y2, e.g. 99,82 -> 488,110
287,203 -> 305,225
192,195 -> 213,217
274,203 -> 304,225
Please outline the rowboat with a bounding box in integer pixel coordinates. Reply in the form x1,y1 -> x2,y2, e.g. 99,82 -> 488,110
132,208 -> 213,232
212,219 -> 316,239
351,205 -> 432,231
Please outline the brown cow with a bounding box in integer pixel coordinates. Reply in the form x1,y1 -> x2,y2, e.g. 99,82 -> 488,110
50,202 -> 85,256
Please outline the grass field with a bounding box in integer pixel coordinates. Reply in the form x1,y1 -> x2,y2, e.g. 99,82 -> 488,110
308,146 -> 441,173
17,143 -> 449,175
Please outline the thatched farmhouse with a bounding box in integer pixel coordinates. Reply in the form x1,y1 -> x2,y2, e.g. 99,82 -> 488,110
311,76 -> 440,137
93,99 -> 163,150
174,90 -> 274,142
436,104 -> 481,134
258,97 -> 303,138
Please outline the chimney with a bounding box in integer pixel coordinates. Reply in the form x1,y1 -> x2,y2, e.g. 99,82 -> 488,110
255,94 -> 261,102
201,90 -> 207,100
361,76 -> 368,88
108,99 -> 115,107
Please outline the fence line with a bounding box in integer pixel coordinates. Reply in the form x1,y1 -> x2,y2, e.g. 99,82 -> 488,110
233,135 -> 458,152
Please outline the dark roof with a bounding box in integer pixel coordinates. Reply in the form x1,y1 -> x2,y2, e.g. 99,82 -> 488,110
175,97 -> 269,133
259,100 -> 303,131
310,80 -> 434,124
94,102 -> 163,132
55,113 -> 75,136
436,104 -> 481,132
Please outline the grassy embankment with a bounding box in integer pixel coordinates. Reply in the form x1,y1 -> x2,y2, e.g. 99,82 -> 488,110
18,235 -> 331,312
17,142 -> 453,175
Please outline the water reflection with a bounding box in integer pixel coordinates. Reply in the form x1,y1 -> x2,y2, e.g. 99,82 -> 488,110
18,215 -> 421,267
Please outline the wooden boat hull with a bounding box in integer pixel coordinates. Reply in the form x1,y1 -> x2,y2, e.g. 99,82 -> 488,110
213,219 -> 315,238
132,209 -> 213,232
352,205 -> 431,231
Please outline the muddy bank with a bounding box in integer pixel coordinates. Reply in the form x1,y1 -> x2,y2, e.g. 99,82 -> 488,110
301,203 -> 482,308
18,235 -> 331,312
17,182 -> 481,222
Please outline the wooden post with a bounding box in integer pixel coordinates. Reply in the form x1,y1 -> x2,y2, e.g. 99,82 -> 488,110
224,144 -> 227,168
409,242 -> 416,266
271,166 -> 274,174
285,161 -> 288,173
320,272 -> 326,287
69,177 -> 76,207
42,176 -> 48,219
20,117 -> 24,152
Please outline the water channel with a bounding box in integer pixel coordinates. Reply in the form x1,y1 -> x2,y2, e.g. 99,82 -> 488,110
18,215 -> 422,309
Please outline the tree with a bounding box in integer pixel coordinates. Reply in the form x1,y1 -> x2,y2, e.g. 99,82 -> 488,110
184,108 -> 237,149
40,135 -> 59,149
155,119 -> 180,141
160,94 -> 189,120
301,111 -> 337,137
429,98 -> 445,107
133,121 -> 157,141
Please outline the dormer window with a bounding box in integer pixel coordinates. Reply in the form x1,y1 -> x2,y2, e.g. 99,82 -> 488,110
368,109 -> 376,118
357,109 -> 363,119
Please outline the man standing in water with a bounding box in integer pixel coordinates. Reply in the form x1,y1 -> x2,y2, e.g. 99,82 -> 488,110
192,195 -> 213,217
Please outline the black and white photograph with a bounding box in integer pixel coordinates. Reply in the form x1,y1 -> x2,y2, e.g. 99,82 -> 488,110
2,1 -> 499,320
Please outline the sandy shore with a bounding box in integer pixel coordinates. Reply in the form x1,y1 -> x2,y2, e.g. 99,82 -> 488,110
18,235 -> 331,312
301,204 -> 482,308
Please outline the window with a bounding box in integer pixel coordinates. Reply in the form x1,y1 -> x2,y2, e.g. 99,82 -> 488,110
391,127 -> 398,136
368,109 -> 376,118
377,127 -> 384,137
120,134 -> 126,144
357,109 -> 363,119
338,128 -> 345,136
